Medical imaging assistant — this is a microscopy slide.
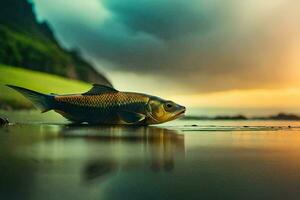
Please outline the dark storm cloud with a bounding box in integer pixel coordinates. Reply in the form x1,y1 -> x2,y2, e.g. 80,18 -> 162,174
33,0 -> 300,92
102,0 -> 213,40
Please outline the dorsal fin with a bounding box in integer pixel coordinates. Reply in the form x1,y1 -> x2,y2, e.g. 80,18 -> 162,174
82,84 -> 118,95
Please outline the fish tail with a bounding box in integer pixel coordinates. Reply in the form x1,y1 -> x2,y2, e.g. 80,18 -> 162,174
6,85 -> 55,113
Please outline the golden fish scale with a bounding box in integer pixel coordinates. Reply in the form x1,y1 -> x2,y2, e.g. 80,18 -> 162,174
55,92 -> 148,107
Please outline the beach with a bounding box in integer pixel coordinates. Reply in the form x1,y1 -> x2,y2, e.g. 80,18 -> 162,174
1,111 -> 300,199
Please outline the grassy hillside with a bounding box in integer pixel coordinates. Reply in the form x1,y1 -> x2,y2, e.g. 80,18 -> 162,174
0,65 -> 91,109
0,0 -> 111,86
0,25 -> 69,75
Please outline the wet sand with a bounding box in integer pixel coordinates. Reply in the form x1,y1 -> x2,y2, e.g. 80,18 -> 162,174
1,111 -> 300,200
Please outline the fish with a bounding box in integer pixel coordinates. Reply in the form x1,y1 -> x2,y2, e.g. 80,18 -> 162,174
6,84 -> 186,125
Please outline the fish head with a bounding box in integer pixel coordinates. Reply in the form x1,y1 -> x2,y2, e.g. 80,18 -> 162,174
146,96 -> 186,124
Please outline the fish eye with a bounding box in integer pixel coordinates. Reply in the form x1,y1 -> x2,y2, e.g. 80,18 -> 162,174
167,103 -> 172,108
165,102 -> 173,109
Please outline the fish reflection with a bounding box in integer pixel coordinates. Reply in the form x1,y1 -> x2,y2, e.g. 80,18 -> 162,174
60,125 -> 185,182
83,159 -> 118,182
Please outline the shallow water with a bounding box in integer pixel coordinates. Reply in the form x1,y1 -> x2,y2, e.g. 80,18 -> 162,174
2,111 -> 300,200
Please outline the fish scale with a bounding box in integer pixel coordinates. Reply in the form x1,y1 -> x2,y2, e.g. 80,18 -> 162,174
55,92 -> 148,108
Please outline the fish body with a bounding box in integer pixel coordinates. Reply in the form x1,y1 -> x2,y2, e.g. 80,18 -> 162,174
7,84 -> 186,125
54,91 -> 149,124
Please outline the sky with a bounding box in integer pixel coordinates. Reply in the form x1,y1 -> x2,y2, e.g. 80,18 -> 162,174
31,0 -> 300,108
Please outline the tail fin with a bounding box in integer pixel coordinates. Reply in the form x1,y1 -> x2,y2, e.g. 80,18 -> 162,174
6,85 -> 55,113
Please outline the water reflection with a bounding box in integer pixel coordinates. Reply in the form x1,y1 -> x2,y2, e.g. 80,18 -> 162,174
60,125 -> 185,182
3,120 -> 300,199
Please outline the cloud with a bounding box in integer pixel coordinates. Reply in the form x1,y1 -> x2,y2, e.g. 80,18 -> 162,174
33,0 -> 300,93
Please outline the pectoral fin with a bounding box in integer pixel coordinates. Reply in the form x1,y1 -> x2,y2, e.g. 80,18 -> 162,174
118,111 -> 146,124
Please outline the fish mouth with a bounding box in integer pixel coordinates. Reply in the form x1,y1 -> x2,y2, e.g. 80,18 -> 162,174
173,108 -> 186,118
177,110 -> 186,116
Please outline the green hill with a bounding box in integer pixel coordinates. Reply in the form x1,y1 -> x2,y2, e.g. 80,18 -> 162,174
0,65 -> 91,109
0,0 -> 111,86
